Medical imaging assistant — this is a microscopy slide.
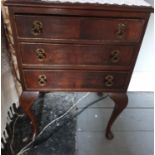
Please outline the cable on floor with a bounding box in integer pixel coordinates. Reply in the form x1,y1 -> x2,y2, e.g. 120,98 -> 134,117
10,114 -> 24,155
16,93 -> 109,155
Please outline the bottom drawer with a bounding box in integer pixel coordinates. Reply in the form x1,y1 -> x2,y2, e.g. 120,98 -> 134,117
23,70 -> 128,91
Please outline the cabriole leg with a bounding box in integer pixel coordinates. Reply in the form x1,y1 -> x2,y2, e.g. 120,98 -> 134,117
106,93 -> 128,140
19,91 -> 39,140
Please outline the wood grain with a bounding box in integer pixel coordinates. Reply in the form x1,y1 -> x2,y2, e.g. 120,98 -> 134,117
15,15 -> 145,42
20,43 -> 136,69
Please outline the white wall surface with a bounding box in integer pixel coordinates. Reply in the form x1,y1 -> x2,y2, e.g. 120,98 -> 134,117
145,0 -> 154,6
128,1 -> 154,91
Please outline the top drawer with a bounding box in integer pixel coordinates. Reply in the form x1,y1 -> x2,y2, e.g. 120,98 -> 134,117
15,15 -> 145,42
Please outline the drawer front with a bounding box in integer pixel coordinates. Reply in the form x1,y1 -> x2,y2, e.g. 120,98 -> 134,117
20,43 -> 135,68
23,70 -> 128,91
15,15 -> 144,42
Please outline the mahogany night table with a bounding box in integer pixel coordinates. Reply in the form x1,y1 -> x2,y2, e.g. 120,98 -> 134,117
4,0 -> 153,140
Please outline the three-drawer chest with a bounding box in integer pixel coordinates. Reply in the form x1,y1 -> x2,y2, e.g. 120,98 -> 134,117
5,0 -> 153,140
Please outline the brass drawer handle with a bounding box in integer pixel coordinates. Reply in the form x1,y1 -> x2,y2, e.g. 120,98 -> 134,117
104,75 -> 114,87
32,20 -> 43,36
38,74 -> 47,86
116,23 -> 127,39
35,48 -> 46,61
110,50 -> 120,63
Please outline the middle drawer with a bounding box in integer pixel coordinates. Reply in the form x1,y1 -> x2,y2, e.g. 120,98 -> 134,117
20,43 -> 135,70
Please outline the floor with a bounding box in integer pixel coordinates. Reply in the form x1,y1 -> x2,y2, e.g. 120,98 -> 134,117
2,92 -> 154,155
76,92 -> 154,155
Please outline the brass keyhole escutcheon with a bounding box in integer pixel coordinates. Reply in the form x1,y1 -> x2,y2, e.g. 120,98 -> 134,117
35,48 -> 46,61
104,75 -> 114,87
32,20 -> 43,36
38,74 -> 47,86
110,50 -> 120,63
116,23 -> 127,39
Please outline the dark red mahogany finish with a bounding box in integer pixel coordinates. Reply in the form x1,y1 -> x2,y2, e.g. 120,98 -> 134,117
5,0 -> 153,140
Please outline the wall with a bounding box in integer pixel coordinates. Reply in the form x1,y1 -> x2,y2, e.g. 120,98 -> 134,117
145,0 -> 154,6
128,0 -> 154,91
1,22 -> 19,135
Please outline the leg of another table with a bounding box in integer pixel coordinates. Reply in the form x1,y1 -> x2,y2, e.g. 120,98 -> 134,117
19,91 -> 39,140
96,92 -> 103,97
105,92 -> 128,140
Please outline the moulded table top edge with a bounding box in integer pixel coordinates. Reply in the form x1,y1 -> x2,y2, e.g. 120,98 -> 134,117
4,0 -> 154,13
